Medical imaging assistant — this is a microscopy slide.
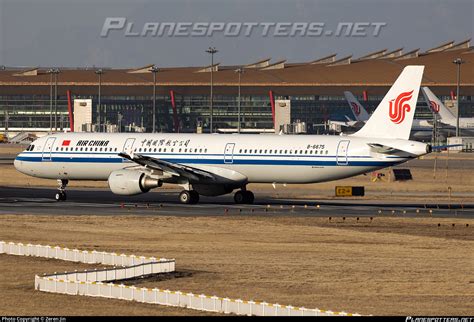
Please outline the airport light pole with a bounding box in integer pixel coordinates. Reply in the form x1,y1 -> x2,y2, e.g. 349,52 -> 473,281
206,47 -> 218,133
151,65 -> 160,133
452,58 -> 464,137
95,69 -> 103,132
47,69 -> 54,132
52,68 -> 60,132
235,67 -> 245,133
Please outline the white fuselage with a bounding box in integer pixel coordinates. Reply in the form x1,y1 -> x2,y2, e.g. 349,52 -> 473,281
15,133 -> 428,186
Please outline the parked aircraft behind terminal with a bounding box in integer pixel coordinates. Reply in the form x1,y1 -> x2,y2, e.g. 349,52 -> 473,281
15,66 -> 433,204
421,87 -> 474,136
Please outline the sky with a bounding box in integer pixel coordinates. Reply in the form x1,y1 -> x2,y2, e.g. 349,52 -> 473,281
0,0 -> 472,68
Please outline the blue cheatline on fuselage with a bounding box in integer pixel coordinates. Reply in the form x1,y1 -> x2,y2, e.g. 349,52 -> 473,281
15,152 -> 404,167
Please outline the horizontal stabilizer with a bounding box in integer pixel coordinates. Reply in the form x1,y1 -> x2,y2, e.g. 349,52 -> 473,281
367,143 -> 417,157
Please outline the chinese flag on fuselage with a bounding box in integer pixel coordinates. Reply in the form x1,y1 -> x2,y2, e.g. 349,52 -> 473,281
62,140 -> 71,146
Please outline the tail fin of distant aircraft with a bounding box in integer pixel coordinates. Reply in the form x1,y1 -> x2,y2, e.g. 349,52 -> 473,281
421,87 -> 457,125
344,91 -> 370,122
352,65 -> 424,140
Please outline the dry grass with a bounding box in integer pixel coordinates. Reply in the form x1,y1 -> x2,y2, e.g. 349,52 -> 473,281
0,215 -> 472,316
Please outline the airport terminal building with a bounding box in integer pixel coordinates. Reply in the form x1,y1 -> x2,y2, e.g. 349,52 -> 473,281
0,40 -> 472,137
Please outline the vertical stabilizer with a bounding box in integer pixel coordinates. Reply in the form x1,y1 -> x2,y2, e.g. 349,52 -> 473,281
421,87 -> 457,126
352,66 -> 424,140
344,91 -> 370,122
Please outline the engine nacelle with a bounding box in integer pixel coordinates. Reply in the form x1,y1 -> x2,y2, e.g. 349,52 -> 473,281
108,169 -> 162,195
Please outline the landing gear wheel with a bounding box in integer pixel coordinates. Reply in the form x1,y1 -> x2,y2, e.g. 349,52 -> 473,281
234,191 -> 245,204
55,179 -> 68,202
189,190 -> 200,204
234,190 -> 254,204
179,190 -> 200,204
55,191 -> 67,201
244,191 -> 254,204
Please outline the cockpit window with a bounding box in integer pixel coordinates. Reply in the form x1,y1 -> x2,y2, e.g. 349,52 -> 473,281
26,145 -> 35,151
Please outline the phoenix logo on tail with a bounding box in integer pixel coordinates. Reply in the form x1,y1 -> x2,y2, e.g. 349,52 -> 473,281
350,102 -> 360,115
389,90 -> 413,124
429,100 -> 439,113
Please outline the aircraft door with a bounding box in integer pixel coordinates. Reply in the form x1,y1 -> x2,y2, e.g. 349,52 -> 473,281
336,140 -> 350,166
122,138 -> 136,154
41,137 -> 56,161
224,143 -> 235,164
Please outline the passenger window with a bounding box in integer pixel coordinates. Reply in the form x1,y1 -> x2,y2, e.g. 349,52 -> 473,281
205,148 -> 208,153
239,149 -> 242,153
171,148 -> 174,152
326,150 -> 329,154
199,149 -> 202,153
244,149 -> 247,153
264,150 -> 267,153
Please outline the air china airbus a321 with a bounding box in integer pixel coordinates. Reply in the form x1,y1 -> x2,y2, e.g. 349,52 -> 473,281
15,66 -> 431,204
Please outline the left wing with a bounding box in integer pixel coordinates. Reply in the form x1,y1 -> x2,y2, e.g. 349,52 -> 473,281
119,152 -> 216,182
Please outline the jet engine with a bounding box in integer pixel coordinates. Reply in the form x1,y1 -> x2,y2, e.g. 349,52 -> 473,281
108,169 -> 162,195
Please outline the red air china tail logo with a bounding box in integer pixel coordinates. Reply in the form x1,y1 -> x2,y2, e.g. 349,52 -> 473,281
350,102 -> 360,115
389,90 -> 413,124
429,100 -> 439,113
62,140 -> 71,146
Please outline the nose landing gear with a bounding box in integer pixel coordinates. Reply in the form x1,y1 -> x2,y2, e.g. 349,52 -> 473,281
55,179 -> 68,201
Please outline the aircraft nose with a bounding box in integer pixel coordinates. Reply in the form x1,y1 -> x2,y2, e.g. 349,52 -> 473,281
13,155 -> 25,173
13,157 -> 21,170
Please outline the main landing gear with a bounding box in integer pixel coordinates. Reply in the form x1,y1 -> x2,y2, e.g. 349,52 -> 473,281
179,190 -> 200,204
234,190 -> 254,204
55,179 -> 68,201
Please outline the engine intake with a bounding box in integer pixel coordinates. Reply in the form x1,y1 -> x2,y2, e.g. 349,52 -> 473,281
108,169 -> 162,195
